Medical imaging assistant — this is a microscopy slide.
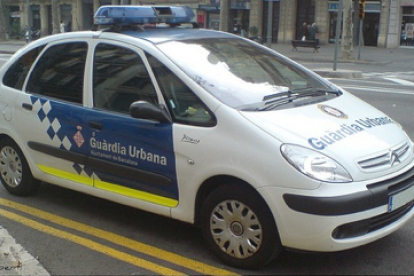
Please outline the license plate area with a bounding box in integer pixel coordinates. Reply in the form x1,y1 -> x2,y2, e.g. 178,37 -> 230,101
388,184 -> 414,212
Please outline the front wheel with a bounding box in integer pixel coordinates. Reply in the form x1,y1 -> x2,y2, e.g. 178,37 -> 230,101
0,138 -> 40,196
200,183 -> 282,269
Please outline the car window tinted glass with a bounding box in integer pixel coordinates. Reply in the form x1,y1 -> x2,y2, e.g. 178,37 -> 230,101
26,42 -> 87,104
93,43 -> 157,114
157,38 -> 332,109
147,54 -> 215,127
3,46 -> 44,90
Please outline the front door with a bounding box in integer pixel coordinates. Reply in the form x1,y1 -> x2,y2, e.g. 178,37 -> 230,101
86,42 -> 178,207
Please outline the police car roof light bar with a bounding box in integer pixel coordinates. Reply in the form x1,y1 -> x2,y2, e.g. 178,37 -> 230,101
94,5 -> 195,26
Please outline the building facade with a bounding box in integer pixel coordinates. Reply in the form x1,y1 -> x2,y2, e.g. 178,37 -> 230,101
3,0 -> 414,48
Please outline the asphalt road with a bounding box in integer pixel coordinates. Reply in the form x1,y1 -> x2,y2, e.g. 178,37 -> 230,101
331,77 -> 414,140
0,52 -> 414,275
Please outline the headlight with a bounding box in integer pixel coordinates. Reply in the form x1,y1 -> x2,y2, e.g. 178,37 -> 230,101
280,144 -> 352,183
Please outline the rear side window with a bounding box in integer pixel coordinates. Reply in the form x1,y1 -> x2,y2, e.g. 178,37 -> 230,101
2,46 -> 44,90
26,42 -> 87,104
93,43 -> 158,114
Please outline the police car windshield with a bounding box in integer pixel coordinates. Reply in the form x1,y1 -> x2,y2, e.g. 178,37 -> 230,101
157,38 -> 334,110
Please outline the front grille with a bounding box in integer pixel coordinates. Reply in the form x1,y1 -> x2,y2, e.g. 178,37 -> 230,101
333,167 -> 414,239
358,142 -> 411,171
332,199 -> 414,239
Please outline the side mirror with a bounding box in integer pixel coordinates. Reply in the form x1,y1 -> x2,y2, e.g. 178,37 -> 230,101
130,101 -> 172,124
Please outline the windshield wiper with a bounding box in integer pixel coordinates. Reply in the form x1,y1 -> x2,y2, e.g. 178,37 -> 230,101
259,91 -> 297,111
292,87 -> 342,96
259,88 -> 341,111
262,90 -> 294,101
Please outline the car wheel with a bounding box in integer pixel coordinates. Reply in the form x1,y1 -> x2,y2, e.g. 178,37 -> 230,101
0,138 -> 40,196
200,183 -> 282,269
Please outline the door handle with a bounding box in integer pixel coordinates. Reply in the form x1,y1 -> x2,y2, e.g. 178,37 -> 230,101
89,121 -> 103,130
22,103 -> 33,111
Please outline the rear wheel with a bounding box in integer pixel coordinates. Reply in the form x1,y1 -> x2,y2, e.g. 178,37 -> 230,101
0,138 -> 40,196
200,183 -> 282,269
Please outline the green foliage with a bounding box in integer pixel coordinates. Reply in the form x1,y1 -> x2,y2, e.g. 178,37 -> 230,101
249,26 -> 258,36
9,24 -> 23,39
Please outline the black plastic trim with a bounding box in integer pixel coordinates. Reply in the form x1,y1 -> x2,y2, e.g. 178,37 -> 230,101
28,141 -> 172,187
284,166 -> 414,216
332,199 -> 414,239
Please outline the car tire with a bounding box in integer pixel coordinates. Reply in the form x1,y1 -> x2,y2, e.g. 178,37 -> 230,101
0,138 -> 40,196
200,183 -> 282,269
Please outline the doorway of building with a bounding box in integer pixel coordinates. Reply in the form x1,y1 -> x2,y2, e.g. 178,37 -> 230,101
362,13 -> 379,46
296,0 -> 315,40
262,0 -> 280,43
401,7 -> 414,46
30,5 -> 41,31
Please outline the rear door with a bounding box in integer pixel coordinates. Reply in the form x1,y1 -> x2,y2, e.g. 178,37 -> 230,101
17,41 -> 93,186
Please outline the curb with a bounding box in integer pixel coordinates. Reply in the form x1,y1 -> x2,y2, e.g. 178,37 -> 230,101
0,50 -> 16,55
313,69 -> 363,79
287,55 -> 392,66
0,226 -> 50,276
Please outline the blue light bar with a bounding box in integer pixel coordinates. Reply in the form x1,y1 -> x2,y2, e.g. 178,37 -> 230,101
94,5 -> 195,25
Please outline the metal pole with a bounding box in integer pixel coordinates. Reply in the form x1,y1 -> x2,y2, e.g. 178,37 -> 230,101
333,0 -> 343,71
27,0 -> 31,42
266,0 -> 273,48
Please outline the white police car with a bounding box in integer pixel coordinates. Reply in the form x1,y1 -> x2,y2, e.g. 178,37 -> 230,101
1,5 -> 414,269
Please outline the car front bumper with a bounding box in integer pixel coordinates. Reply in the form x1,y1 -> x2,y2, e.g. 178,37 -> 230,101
258,165 -> 414,252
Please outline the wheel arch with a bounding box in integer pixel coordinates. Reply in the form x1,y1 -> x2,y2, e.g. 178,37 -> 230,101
0,133 -> 41,196
0,134 -> 28,160
0,134 -> 18,147
0,133 -> 39,176
194,175 -> 274,227
195,175 -> 283,268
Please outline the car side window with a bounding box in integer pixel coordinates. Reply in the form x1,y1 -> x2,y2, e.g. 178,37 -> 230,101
146,54 -> 216,127
26,42 -> 87,104
2,46 -> 44,90
93,43 -> 157,113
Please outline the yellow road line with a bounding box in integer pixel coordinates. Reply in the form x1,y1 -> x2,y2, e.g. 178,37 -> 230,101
0,207 -> 182,276
0,198 -> 238,276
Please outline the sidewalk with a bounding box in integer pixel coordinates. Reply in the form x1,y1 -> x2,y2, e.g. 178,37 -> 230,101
0,226 -> 50,276
0,40 -> 26,55
1,38 -> 414,78
271,41 -> 414,78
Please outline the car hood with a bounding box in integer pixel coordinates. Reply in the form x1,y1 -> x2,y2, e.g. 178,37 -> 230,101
240,93 -> 414,181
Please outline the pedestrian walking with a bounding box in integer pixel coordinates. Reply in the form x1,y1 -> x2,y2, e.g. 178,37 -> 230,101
60,21 -> 66,33
302,23 -> 308,40
309,23 -> 317,40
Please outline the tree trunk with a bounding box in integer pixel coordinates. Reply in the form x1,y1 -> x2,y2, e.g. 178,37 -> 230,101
219,0 -> 230,32
52,0 -> 60,34
341,0 -> 353,60
0,0 -> 7,40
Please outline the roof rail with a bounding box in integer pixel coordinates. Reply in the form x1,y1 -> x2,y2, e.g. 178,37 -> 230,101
93,5 -> 195,26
